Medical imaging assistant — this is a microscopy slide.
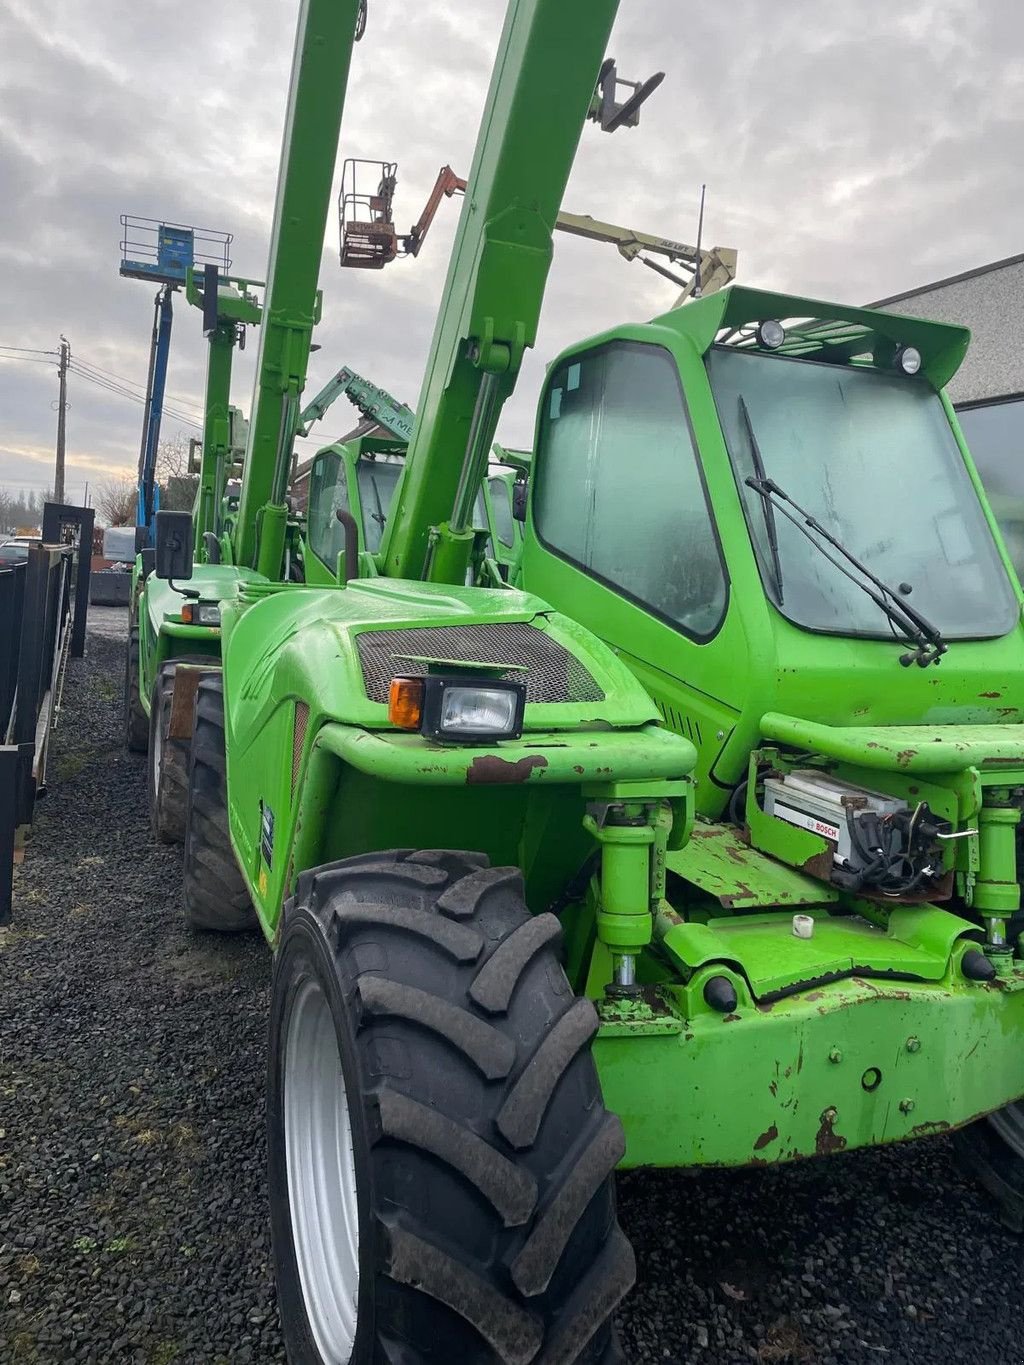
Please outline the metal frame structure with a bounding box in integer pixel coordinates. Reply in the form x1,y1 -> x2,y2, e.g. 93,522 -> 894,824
0,504 -> 91,923
120,217 -> 233,546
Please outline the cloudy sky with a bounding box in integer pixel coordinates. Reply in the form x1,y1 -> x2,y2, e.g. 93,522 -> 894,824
0,0 -> 1021,511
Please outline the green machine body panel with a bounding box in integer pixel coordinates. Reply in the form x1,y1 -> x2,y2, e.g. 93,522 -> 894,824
135,564 -> 266,716
216,577 -> 694,944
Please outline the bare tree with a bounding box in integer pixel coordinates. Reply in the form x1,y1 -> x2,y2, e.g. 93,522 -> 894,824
157,430 -> 193,480
157,430 -> 200,512
96,478 -> 137,527
0,489 -> 14,534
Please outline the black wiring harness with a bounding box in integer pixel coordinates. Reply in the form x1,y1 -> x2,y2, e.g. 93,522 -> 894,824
833,802 -> 947,897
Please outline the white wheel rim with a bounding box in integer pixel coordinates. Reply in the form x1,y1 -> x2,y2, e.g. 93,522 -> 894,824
285,975 -> 361,1363
152,699 -> 164,778
989,1101 -> 1024,1157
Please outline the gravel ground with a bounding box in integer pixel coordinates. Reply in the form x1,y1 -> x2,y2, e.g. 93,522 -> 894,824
1,608 -> 1022,1365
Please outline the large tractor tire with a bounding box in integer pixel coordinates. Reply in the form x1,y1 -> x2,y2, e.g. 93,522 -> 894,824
181,673 -> 256,933
148,660 -> 199,844
953,1104 -> 1024,1231
267,849 -> 633,1365
124,623 -> 148,753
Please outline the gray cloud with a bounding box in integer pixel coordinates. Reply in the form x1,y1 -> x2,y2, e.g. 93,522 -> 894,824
0,0 -> 1021,506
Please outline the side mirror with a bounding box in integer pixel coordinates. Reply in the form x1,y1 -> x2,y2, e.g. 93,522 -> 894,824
139,547 -> 156,580
512,479 -> 528,524
202,262 -> 219,337
154,510 -> 194,584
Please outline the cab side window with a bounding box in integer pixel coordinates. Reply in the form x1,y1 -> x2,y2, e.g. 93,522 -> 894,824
488,476 -> 516,548
534,341 -> 727,638
308,452 -> 349,572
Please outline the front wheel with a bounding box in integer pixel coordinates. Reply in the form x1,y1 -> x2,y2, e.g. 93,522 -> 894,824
124,622 -> 148,753
148,661 -> 196,844
954,1103 -> 1024,1230
181,674 -> 256,932
268,849 -> 633,1365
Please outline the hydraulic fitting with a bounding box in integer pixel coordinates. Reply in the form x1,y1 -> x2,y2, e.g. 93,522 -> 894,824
583,802 -> 656,995
973,791 -> 1021,947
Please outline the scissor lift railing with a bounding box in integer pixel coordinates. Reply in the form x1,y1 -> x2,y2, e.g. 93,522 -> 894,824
120,216 -> 232,285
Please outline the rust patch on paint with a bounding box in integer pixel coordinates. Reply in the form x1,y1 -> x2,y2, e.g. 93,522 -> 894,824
466,753 -> 548,785
815,1107 -> 847,1156
754,1124 -> 779,1152
911,1119 -> 951,1139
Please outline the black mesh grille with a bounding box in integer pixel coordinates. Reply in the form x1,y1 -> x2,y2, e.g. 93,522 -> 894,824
355,622 -> 605,704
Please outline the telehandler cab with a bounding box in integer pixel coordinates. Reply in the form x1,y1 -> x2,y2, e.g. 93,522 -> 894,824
141,0 -> 1024,1361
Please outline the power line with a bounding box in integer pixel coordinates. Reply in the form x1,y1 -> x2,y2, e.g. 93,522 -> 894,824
70,357 -> 204,426
73,355 -> 203,415
74,356 -> 187,402
0,348 -> 205,426
67,363 -> 203,430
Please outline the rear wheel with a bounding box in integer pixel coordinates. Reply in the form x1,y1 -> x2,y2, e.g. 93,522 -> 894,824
182,673 -> 256,933
268,849 -> 633,1365
148,661 -> 197,844
124,623 -> 147,753
954,1103 -> 1024,1231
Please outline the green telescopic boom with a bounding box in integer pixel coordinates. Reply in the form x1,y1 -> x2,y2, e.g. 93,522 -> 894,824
233,0 -> 362,577
378,0 -> 621,584
195,323 -> 236,550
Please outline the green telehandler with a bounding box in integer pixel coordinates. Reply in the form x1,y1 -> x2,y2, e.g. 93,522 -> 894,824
143,1 -> 1024,1361
296,373 -> 527,590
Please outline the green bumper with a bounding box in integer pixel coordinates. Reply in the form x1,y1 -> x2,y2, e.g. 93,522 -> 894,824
598,969 -> 1024,1167
317,720 -> 694,787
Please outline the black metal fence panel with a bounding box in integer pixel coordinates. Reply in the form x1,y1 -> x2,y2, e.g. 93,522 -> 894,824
1,503 -> 93,922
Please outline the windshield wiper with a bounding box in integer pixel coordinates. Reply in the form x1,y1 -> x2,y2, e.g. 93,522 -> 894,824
739,396 -> 783,603
368,472 -> 387,528
744,474 -> 947,667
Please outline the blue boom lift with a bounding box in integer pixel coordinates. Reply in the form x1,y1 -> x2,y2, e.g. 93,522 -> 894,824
119,217 -> 232,545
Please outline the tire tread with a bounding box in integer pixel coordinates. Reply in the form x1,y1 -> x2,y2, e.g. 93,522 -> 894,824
182,674 -> 255,933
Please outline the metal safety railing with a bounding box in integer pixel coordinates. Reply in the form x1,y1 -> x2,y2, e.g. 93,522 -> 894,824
339,160 -> 399,269
1,503 -> 93,924
120,215 -> 233,285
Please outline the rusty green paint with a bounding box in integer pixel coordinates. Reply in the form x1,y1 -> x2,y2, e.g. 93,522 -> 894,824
669,819 -> 839,910
596,990 -> 683,1037
598,970 -> 1024,1168
655,903 -> 974,1000
762,712 -> 1024,776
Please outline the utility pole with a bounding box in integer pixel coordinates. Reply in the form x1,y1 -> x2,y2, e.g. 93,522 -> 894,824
54,335 -> 70,504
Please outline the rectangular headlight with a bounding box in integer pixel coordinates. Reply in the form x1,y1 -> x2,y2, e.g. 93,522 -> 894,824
419,675 -> 526,743
194,601 -> 221,626
440,686 -> 519,735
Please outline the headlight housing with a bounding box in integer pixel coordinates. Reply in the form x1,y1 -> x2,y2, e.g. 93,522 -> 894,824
388,674 -> 527,743
181,600 -> 221,626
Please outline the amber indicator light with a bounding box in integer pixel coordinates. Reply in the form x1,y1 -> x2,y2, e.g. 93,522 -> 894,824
388,676 -> 424,729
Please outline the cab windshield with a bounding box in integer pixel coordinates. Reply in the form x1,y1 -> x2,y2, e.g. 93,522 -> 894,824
707,346 -> 1018,640
356,457 -> 402,553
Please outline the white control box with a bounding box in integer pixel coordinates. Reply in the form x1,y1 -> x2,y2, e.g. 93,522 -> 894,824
763,768 -> 905,867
